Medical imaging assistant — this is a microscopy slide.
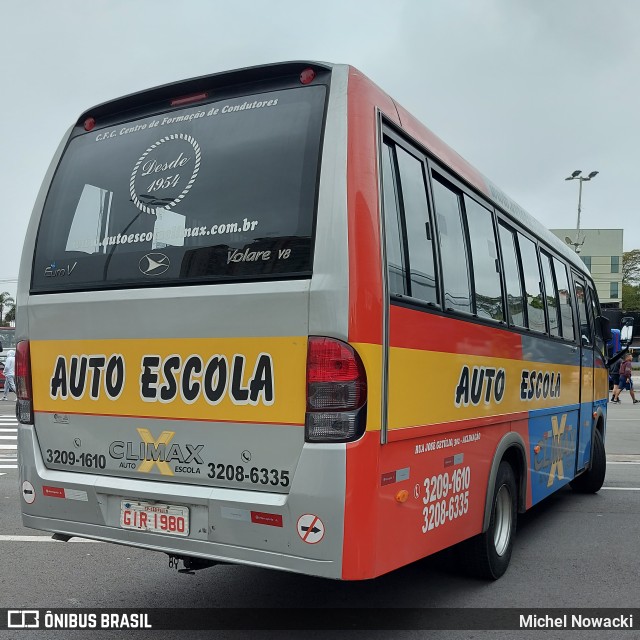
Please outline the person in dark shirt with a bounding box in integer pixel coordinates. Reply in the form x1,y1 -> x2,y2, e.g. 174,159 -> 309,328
610,357 -> 622,403
613,353 -> 639,404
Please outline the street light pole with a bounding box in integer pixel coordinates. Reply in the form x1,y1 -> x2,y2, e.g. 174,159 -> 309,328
576,178 -> 583,237
564,170 -> 599,253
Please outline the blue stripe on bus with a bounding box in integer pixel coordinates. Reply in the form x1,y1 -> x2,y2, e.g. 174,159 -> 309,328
527,404 -> 580,505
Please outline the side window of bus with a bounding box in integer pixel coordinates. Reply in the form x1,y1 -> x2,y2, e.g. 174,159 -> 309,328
586,284 -> 604,353
395,147 -> 438,304
574,282 -> 593,346
381,141 -> 439,304
431,175 -> 471,314
540,251 -> 561,337
497,223 -> 526,327
552,258 -> 575,341
381,142 -> 407,296
517,234 -> 546,333
464,196 -> 504,322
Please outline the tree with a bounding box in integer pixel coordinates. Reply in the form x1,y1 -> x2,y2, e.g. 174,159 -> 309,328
0,292 -> 14,326
4,302 -> 15,324
622,283 -> 640,311
622,250 -> 640,286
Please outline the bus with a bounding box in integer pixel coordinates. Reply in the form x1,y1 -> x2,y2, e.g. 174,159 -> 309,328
16,61 -> 610,580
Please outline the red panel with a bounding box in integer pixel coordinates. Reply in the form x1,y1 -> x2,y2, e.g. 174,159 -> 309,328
346,67 -> 399,345
390,305 -> 523,360
343,70 -> 397,578
371,421 -> 504,576
342,431 -> 380,579
344,417 -> 533,578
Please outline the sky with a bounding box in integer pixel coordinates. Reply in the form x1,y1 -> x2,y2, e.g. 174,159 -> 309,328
1,0 -> 639,309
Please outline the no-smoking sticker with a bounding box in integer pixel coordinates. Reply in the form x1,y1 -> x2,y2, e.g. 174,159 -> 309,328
296,513 -> 325,544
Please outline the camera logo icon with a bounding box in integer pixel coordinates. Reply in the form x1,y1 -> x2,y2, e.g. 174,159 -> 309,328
7,610 -> 40,628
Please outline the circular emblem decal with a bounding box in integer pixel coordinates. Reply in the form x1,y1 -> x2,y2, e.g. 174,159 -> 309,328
139,253 -> 171,276
296,513 -> 325,544
130,134 -> 201,215
22,481 -> 36,505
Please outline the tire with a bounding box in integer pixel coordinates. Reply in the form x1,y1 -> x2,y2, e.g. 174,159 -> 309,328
461,461 -> 517,580
570,428 -> 606,494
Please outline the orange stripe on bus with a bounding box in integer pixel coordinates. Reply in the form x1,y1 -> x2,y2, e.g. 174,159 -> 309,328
386,412 -> 531,443
34,410 -> 304,427
389,305 -> 523,360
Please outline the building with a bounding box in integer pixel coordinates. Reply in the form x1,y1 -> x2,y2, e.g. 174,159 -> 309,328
549,228 -> 623,309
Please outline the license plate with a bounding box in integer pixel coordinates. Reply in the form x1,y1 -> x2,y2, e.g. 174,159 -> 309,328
120,500 -> 189,537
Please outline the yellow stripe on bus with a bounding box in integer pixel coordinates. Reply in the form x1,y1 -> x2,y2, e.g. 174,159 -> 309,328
386,347 -> 583,430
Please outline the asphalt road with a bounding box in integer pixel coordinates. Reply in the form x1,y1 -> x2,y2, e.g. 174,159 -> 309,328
1,397 -> 639,639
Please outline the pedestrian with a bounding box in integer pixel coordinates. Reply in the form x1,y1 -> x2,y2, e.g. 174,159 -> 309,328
610,356 -> 622,403
613,353 -> 639,404
1,349 -> 16,400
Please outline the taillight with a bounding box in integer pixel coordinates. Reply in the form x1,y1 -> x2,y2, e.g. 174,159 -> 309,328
305,337 -> 367,442
170,92 -> 209,107
300,68 -> 316,85
16,340 -> 33,425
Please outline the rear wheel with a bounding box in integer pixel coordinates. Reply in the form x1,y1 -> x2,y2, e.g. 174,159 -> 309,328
570,427 -> 606,493
462,460 -> 517,580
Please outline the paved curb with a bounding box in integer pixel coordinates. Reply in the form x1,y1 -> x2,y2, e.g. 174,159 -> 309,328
607,454 -> 640,462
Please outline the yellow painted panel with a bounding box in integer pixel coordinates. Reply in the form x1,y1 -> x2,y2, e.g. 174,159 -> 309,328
387,347 -> 582,430
31,337 -> 308,424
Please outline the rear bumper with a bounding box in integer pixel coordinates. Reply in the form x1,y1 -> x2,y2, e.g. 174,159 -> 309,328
19,424 -> 346,579
22,513 -> 334,577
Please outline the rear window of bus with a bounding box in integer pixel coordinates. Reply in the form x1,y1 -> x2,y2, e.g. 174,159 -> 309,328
31,85 -> 326,292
